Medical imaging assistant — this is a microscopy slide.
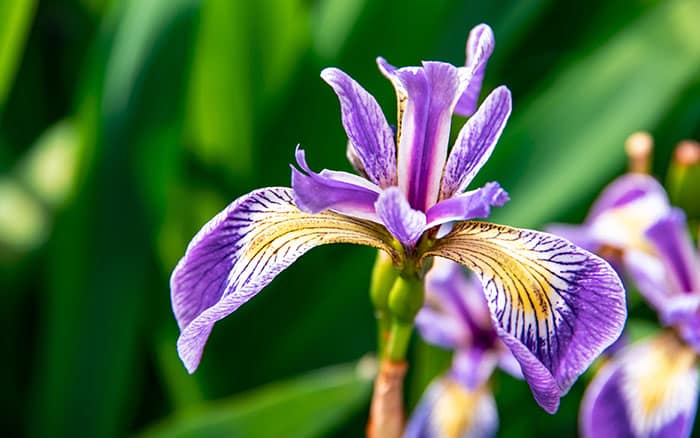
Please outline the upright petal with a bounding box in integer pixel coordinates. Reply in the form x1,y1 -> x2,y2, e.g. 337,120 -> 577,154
426,182 -> 509,229
171,187 -> 397,372
440,87 -> 512,200
645,208 -> 699,294
405,377 -> 498,438
455,24 -> 495,117
320,68 -> 397,187
424,221 -> 626,412
390,62 -> 464,211
580,332 -> 698,438
587,173 -> 668,222
291,148 -> 381,222
374,187 -> 426,247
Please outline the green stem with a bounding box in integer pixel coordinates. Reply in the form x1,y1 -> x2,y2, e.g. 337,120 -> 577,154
386,320 -> 413,362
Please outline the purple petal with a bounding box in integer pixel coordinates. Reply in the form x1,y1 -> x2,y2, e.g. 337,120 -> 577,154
623,249 -> 668,310
415,306 -> 466,350
171,187 -> 396,372
455,24 -> 496,117
418,257 -> 501,352
645,208 -> 699,294
425,222 -> 627,413
440,87 -> 512,200
587,173 -> 669,223
374,187 -> 426,247
320,68 -> 397,187
405,377 -> 498,438
426,182 -> 509,228
391,62 -> 464,211
451,348 -> 499,391
291,148 -> 381,222
580,333 -> 698,438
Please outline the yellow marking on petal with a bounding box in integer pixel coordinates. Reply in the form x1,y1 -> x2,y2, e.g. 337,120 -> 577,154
423,222 -> 567,338
432,380 -> 489,438
623,332 -> 697,430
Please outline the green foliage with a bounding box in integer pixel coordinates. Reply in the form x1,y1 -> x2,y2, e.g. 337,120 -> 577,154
142,361 -> 373,438
2,0 -> 700,436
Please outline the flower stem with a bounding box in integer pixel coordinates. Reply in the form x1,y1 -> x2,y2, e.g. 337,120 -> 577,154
366,359 -> 407,438
370,250 -> 399,358
367,273 -> 424,437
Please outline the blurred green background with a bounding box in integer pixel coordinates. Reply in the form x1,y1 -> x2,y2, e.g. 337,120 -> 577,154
2,0 -> 700,436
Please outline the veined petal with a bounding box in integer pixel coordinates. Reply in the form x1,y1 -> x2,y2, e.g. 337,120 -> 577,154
426,182 -> 509,228
291,148 -> 381,222
171,187 -> 397,373
440,87 -> 512,200
405,377 -> 498,438
645,208 -> 699,294
374,187 -> 426,247
424,221 -> 626,413
455,24 -> 495,117
545,224 -> 597,252
580,333 -> 698,438
320,68 -> 397,187
390,62 -> 464,211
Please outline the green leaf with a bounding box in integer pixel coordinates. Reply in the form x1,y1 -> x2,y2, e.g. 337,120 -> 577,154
141,360 -> 375,438
0,0 -> 36,113
488,0 -> 700,228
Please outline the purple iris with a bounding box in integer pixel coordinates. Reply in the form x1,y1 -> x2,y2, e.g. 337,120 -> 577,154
170,24 -> 626,413
554,173 -> 700,436
406,259 -> 523,437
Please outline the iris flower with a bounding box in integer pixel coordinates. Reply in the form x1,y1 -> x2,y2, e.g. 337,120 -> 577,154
556,172 -> 700,436
406,259 -> 523,437
170,24 -> 626,413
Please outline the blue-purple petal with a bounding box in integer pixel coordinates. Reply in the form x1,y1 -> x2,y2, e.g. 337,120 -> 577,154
425,223 -> 627,412
455,24 -> 495,117
291,148 -> 381,222
580,333 -> 698,438
426,182 -> 509,228
320,68 -> 397,187
391,62 -> 464,211
171,187 -> 396,372
440,87 -> 512,200
374,187 -> 426,247
645,208 -> 699,294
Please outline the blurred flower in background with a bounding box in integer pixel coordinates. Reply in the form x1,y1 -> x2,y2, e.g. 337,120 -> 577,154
551,135 -> 700,437
3,0 -> 700,436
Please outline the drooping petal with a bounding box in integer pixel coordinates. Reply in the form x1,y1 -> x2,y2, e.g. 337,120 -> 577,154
171,187 -> 397,373
388,62 -> 465,211
580,333 -> 698,438
405,377 -> 498,438
424,221 -> 626,413
645,208 -> 699,294
291,148 -> 381,222
440,87 -> 512,199
623,249 -> 668,312
455,24 -> 495,117
426,182 -> 509,228
320,68 -> 397,187
374,187 -> 426,247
